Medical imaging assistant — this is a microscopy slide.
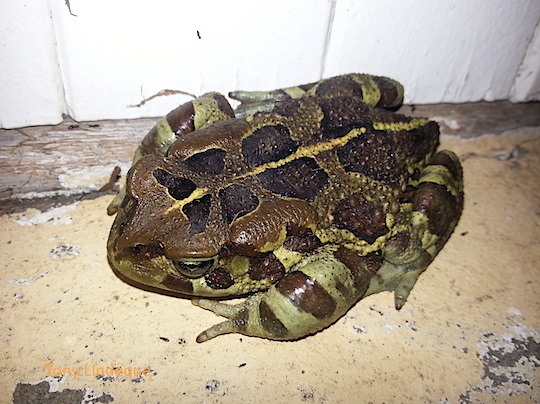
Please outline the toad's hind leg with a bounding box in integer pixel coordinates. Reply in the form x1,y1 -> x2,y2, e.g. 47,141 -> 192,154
192,245 -> 372,342
230,73 -> 404,118
107,93 -> 234,215
367,150 -> 464,309
192,151 -> 463,343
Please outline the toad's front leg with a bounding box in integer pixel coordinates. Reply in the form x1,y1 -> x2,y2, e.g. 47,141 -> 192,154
192,245 -> 372,342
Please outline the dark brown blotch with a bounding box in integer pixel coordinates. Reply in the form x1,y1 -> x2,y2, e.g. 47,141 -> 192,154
183,194 -> 211,235
427,150 -> 463,181
333,276 -> 351,300
390,120 -> 439,162
204,267 -> 235,290
333,193 -> 388,243
242,124 -> 298,166
153,168 -> 197,200
282,234 -> 322,253
259,301 -> 289,338
211,93 -> 235,117
248,254 -> 285,283
131,243 -> 165,261
276,271 -> 336,320
271,99 -> 301,117
333,247 -> 382,292
161,273 -> 194,294
140,101 -> 196,155
315,76 -> 365,98
257,157 -> 329,201
399,184 -> 417,204
219,184 -> 259,224
319,97 -> 372,140
166,101 -> 196,137
413,182 -> 460,237
337,131 -> 400,188
384,231 -> 416,258
371,76 -> 400,108
184,148 -> 226,176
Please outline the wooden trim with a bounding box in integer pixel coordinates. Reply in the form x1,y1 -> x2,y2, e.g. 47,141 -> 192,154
1,102 -> 539,203
0,117 -> 157,200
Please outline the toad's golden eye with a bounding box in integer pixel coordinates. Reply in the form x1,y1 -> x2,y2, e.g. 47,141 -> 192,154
171,257 -> 218,278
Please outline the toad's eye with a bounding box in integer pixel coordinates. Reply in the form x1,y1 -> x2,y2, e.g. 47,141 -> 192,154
171,257 -> 218,278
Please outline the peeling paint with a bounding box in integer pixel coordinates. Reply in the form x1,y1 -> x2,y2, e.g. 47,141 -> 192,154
13,203 -> 78,226
432,115 -> 462,131
12,376 -> 114,404
57,164 -> 128,192
458,309 -> 539,402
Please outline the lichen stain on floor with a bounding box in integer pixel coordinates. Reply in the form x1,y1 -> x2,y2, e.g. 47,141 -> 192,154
1,133 -> 539,403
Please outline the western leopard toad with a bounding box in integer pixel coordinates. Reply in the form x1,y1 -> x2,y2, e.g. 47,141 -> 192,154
107,74 -> 463,342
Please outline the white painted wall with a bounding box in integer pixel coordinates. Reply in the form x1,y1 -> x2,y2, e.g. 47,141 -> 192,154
512,20 -> 540,102
1,0 -> 539,129
0,1 -> 65,128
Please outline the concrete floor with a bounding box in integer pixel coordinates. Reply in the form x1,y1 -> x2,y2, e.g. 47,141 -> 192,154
1,113 -> 539,402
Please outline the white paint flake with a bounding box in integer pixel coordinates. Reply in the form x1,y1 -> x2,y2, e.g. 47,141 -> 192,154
13,203 -> 78,226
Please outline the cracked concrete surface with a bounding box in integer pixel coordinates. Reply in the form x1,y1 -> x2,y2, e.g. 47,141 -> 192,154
1,121 -> 539,402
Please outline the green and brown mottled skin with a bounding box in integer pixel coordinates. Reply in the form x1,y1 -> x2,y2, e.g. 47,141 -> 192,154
107,74 -> 463,342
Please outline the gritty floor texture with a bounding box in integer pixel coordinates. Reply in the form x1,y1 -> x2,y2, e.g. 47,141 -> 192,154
1,112 -> 539,402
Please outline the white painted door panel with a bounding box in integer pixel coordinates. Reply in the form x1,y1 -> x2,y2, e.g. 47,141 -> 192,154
0,0 -> 539,128
50,0 -> 332,122
0,2 -> 65,128
324,0 -> 540,103
512,19 -> 540,102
